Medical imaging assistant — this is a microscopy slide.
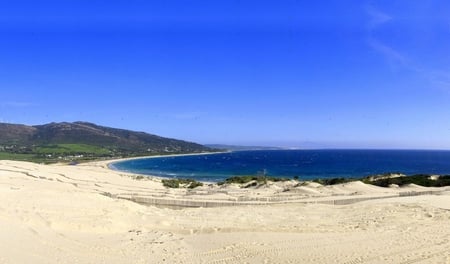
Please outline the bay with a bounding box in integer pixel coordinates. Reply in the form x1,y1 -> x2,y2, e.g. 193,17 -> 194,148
110,150 -> 450,182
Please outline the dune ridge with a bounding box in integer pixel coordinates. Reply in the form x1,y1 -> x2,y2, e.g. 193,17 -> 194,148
1,160 -> 450,263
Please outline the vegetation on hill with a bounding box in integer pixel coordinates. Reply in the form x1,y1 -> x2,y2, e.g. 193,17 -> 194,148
366,174 -> 450,187
310,174 -> 450,187
161,178 -> 204,189
0,121 -> 216,163
35,144 -> 111,155
155,173 -> 450,189
217,175 -> 291,186
312,177 -> 357,185
212,173 -> 450,188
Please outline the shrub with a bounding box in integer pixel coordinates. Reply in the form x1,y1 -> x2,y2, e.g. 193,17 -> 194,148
368,174 -> 450,187
162,179 -> 180,188
187,180 -> 204,189
311,174 -> 450,187
161,178 -> 203,189
313,177 -> 355,185
218,175 -> 291,185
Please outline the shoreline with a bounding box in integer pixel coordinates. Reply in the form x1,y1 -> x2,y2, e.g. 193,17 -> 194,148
106,151 -> 229,172
104,149 -> 450,184
1,159 -> 450,263
104,152 -> 450,189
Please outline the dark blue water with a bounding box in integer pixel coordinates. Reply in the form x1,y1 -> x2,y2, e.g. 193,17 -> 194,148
110,150 -> 450,182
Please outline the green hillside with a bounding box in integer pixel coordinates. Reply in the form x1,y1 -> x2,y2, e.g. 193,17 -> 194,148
0,121 -> 215,163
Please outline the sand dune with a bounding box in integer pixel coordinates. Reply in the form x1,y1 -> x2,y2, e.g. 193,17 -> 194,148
1,160 -> 450,263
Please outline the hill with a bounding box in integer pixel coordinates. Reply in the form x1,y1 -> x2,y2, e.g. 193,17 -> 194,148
0,121 -> 214,162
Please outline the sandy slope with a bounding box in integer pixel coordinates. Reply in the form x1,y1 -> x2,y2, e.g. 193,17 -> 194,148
1,160 -> 450,264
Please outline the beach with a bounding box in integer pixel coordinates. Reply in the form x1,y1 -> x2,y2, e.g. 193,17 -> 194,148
1,159 -> 450,263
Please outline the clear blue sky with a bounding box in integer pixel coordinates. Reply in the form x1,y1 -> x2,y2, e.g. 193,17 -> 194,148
1,0 -> 450,149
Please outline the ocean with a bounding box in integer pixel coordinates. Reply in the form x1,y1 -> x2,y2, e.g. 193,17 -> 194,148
110,149 -> 450,182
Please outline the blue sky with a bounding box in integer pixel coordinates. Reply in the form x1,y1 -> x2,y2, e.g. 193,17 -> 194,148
1,0 -> 450,149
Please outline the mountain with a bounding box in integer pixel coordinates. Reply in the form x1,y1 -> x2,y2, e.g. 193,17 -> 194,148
0,123 -> 37,143
0,121 -> 214,162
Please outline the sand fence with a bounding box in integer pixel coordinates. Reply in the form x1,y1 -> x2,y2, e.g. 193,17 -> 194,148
116,189 -> 449,208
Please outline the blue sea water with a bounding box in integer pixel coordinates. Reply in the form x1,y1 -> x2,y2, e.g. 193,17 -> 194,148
110,150 -> 450,182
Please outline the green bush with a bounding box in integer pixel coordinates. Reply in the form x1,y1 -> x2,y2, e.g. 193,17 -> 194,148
369,175 -> 450,187
162,179 -> 180,188
218,175 -> 291,185
313,177 -> 356,185
161,178 -> 204,189
187,180 -> 204,189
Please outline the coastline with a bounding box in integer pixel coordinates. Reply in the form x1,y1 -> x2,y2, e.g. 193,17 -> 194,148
106,149 -> 450,183
106,151 -> 229,174
1,159 -> 450,263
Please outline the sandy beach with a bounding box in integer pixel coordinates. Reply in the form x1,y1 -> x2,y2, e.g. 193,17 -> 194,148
1,159 -> 450,263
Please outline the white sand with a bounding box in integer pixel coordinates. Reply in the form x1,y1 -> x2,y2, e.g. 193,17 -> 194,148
1,159 -> 450,263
